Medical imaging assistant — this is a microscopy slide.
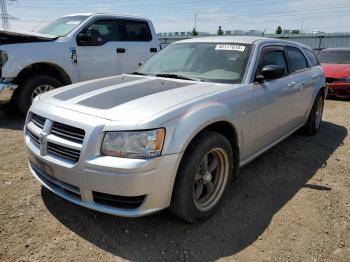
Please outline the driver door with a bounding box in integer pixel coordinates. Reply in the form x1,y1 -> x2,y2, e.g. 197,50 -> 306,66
76,19 -> 126,81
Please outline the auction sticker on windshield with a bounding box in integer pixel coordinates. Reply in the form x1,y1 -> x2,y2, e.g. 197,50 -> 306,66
215,44 -> 245,52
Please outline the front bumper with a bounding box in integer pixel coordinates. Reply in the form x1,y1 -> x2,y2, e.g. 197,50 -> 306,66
327,82 -> 350,99
0,81 -> 17,104
24,107 -> 183,217
26,150 -> 182,217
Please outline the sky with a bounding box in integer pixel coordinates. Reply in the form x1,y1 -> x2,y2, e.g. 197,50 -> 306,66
4,0 -> 350,34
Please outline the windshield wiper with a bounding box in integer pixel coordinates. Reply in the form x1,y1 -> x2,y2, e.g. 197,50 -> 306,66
131,71 -> 146,75
155,73 -> 201,81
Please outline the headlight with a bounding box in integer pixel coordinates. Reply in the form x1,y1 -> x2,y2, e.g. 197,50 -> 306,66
0,50 -> 8,67
101,128 -> 165,159
338,77 -> 350,82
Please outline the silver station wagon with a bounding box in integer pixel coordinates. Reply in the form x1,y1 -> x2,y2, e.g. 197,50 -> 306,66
24,36 -> 326,222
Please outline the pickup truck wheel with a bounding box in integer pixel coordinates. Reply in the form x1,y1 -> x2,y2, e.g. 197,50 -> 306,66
16,75 -> 62,115
170,131 -> 233,223
303,92 -> 324,135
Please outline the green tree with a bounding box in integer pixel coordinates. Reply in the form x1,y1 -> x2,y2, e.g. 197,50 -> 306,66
292,30 -> 300,34
217,26 -> 224,35
192,28 -> 198,36
276,26 -> 282,34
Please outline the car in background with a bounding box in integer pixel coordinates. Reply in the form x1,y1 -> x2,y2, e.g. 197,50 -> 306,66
0,13 -> 159,114
317,48 -> 350,99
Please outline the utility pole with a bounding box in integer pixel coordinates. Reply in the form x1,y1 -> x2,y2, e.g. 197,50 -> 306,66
0,0 -> 16,30
194,13 -> 197,30
300,20 -> 304,32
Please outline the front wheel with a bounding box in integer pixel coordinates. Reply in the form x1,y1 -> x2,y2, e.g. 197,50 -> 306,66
170,131 -> 234,223
303,91 -> 324,135
16,75 -> 62,115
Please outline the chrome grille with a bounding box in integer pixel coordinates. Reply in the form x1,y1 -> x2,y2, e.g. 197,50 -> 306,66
27,129 -> 40,147
31,113 -> 46,129
47,142 -> 81,162
51,122 -> 85,143
28,113 -> 85,164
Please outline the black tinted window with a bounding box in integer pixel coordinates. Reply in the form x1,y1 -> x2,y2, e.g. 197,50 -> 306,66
119,20 -> 152,41
258,48 -> 287,76
286,46 -> 308,72
82,20 -> 118,45
304,48 -> 319,67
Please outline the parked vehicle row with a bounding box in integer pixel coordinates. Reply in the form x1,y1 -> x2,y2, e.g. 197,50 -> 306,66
24,36 -> 326,222
0,13 -> 160,114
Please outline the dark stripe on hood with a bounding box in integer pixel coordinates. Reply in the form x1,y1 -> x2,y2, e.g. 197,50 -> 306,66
54,76 -> 139,100
77,79 -> 190,109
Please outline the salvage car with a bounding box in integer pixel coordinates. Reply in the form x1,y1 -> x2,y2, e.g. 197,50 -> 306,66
318,48 -> 350,99
24,36 -> 326,223
0,13 -> 159,114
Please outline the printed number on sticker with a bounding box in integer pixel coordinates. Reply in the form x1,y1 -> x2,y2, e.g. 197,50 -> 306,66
215,45 -> 245,52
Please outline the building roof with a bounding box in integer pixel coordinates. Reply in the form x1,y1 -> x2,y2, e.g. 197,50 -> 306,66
320,48 -> 350,51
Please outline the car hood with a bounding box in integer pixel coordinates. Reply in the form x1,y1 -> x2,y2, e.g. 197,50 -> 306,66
39,75 -> 233,122
321,63 -> 350,78
0,29 -> 58,44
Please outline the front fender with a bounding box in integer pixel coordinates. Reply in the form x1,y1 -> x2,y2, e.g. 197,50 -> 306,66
162,102 -> 238,155
1,42 -> 79,83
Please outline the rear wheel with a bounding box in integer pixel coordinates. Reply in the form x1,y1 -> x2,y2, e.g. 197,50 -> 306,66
170,131 -> 234,223
303,91 -> 324,135
16,75 -> 62,115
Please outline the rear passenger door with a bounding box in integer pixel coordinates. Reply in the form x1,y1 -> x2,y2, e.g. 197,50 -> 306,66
118,19 -> 159,73
284,46 -> 314,124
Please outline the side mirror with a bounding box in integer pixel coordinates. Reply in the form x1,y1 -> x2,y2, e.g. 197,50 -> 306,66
256,65 -> 286,82
77,32 -> 92,46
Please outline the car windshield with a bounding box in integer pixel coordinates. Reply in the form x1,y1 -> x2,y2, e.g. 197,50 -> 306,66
37,16 -> 88,37
137,42 -> 252,83
317,50 -> 350,64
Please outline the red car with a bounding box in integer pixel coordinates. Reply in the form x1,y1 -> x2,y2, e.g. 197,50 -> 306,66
317,48 -> 350,99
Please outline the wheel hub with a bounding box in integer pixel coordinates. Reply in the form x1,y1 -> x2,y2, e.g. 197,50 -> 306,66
193,148 -> 230,211
203,172 -> 212,183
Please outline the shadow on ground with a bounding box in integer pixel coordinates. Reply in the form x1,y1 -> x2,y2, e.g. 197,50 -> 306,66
0,104 -> 24,130
41,121 -> 346,261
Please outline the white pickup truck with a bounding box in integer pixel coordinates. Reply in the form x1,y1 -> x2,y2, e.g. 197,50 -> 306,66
0,13 -> 160,113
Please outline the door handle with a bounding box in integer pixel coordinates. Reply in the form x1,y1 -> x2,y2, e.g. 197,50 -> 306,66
311,74 -> 318,79
288,82 -> 296,88
116,48 -> 126,53
150,48 -> 158,53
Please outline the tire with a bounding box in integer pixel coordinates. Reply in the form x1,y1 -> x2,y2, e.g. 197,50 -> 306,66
16,75 -> 62,115
303,91 -> 324,135
170,130 -> 234,223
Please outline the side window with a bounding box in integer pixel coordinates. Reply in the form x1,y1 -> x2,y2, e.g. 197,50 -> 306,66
303,48 -> 320,67
119,20 -> 152,41
285,46 -> 308,72
81,20 -> 118,46
256,47 -> 288,78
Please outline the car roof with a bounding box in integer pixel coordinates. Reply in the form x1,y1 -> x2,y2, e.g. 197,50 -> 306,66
62,13 -> 148,20
174,36 -> 310,49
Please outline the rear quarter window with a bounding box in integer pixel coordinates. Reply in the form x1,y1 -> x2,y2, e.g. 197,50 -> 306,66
303,48 -> 320,67
285,46 -> 308,72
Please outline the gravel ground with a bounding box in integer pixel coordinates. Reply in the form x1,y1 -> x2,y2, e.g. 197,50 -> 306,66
0,99 -> 349,262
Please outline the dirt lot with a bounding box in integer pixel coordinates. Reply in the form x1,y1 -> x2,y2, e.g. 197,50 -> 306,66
0,100 -> 349,262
